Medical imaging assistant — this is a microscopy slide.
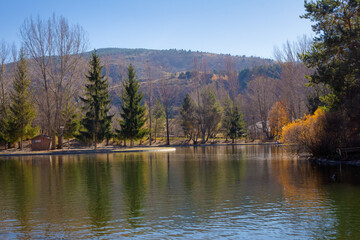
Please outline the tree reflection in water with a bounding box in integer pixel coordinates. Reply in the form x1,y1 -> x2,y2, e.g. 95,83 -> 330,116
85,154 -> 112,235
1,146 -> 360,239
121,154 -> 146,229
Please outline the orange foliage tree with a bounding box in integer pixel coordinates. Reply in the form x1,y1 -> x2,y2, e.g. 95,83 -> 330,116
269,101 -> 289,140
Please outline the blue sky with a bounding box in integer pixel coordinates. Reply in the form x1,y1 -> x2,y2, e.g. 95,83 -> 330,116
0,0 -> 313,59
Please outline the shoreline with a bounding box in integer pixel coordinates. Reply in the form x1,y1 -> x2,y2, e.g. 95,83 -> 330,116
309,158 -> 360,167
167,142 -> 278,147
0,142 -> 278,158
0,147 -> 176,158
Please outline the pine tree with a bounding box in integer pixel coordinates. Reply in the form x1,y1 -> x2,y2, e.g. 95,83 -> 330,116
8,49 -> 37,149
302,0 -> 360,111
117,64 -> 147,147
180,94 -> 197,143
227,106 -> 246,143
62,101 -> 80,140
152,98 -> 165,143
0,108 -> 9,147
79,51 -> 113,149
222,96 -> 246,143
199,87 -> 222,143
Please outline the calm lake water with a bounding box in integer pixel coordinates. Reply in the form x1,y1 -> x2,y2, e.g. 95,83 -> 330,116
1,145 -> 360,239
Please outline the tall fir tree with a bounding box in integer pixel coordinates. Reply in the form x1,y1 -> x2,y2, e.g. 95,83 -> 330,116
117,64 -> 147,147
62,101 -> 81,140
222,96 -> 246,143
152,98 -> 165,143
180,94 -> 198,143
0,107 -> 9,146
199,87 -> 222,143
79,51 -> 113,149
8,49 -> 37,149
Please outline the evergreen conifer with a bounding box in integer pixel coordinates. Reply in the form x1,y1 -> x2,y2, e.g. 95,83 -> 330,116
117,64 -> 147,147
79,51 -> 113,149
153,98 -> 165,143
222,97 -> 246,143
0,109 -> 9,146
8,49 -> 37,149
180,94 -> 197,142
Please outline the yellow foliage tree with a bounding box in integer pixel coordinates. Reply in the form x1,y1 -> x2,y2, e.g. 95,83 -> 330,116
269,101 -> 289,140
282,108 -> 343,157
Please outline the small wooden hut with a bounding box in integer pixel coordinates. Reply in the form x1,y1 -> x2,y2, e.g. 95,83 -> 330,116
31,135 -> 51,151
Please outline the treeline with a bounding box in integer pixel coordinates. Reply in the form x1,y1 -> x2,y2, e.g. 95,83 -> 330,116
88,47 -> 271,78
0,49 -> 37,150
3,1 -> 357,156
0,14 -> 87,149
0,14 -> 314,150
0,46 -> 247,149
281,0 -> 360,157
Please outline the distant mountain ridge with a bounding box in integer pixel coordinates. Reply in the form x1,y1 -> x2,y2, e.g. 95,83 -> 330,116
91,48 -> 273,80
86,48 -> 276,109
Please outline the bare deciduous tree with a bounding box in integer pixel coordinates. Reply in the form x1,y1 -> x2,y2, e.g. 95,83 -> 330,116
0,40 -> 11,147
273,36 -> 313,120
159,75 -> 177,145
21,14 -> 87,149
192,58 -> 208,143
225,56 -> 238,104
145,62 -> 153,145
0,40 -> 10,117
246,76 -> 277,139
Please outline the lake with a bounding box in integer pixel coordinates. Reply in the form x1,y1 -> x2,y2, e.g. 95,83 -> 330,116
1,145 -> 360,239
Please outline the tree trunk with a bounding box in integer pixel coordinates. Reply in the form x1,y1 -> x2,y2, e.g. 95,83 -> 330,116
149,113 -> 152,145
94,117 -> 98,150
51,134 -> 56,150
93,136 -> 96,150
58,129 -> 63,149
94,135 -> 97,150
154,118 -> 158,143
201,128 -> 206,144
130,138 -> 134,148
166,115 -> 170,145
205,130 -> 210,143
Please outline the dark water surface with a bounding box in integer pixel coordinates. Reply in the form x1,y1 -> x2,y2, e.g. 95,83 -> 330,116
1,145 -> 360,239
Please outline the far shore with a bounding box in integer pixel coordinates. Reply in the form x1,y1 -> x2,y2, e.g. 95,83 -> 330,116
0,146 -> 176,158
0,141 -> 279,158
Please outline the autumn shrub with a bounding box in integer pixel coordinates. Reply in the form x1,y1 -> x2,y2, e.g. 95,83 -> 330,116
282,120 -> 304,147
282,108 -> 344,157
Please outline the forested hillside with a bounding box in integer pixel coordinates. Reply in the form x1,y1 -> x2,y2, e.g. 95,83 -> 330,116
93,48 -> 272,80
92,48 -> 276,108
0,15 -> 314,149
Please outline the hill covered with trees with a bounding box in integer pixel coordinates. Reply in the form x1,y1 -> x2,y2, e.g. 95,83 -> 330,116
0,13 -> 320,151
93,48 -> 272,80
93,48 -> 277,109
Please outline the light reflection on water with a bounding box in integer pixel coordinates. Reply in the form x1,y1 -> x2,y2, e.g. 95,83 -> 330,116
0,145 -> 360,239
